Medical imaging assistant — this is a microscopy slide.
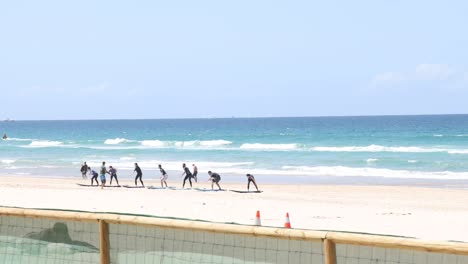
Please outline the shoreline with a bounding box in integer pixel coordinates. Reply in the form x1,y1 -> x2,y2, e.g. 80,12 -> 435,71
0,175 -> 468,242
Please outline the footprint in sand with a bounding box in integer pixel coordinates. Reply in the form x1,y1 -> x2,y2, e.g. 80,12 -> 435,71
312,216 -> 342,219
378,212 -> 412,216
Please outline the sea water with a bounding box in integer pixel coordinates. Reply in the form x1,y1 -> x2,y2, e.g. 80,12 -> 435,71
1,115 -> 468,184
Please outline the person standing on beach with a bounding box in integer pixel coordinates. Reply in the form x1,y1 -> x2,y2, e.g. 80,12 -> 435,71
109,166 -> 119,186
90,168 -> 99,186
192,164 -> 198,182
158,164 -> 168,188
134,163 -> 144,187
208,171 -> 222,190
80,162 -> 89,179
100,161 -> 108,189
182,163 -> 192,188
246,173 -> 259,191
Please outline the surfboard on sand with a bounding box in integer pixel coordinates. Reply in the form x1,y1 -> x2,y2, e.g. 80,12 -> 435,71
76,183 -> 121,188
168,187 -> 194,191
76,183 -> 98,187
122,185 -> 145,189
229,190 -> 262,193
194,188 -> 226,192
147,186 -> 176,190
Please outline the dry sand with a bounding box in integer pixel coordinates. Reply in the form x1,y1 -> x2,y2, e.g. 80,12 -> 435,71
0,175 -> 467,242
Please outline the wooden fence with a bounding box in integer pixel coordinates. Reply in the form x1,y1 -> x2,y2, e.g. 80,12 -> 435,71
0,207 -> 467,264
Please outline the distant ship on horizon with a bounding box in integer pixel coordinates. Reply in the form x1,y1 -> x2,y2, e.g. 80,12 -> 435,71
3,118 -> 14,122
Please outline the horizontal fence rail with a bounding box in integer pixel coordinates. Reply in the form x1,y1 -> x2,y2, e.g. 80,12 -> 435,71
0,207 -> 467,263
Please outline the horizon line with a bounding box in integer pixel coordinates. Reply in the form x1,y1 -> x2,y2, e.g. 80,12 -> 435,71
3,113 -> 468,122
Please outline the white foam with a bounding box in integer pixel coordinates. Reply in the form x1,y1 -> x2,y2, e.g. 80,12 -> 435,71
157,165 -> 468,180
151,161 -> 254,172
280,165 -> 468,180
135,139 -> 233,149
193,161 -> 253,168
83,146 -> 140,150
4,166 -> 35,170
4,137 -> 33,142
433,134 -> 443,137
1,159 -> 16,164
199,140 -> 232,147
13,172 -> 31,175
120,157 -> 135,161
408,160 -> 418,163
40,165 -> 59,168
51,142 -> 468,154
141,140 -> 166,147
448,150 -> 468,154
240,143 -> 300,151
312,145 -> 447,153
176,140 -> 232,147
176,141 -> 203,147
366,158 -> 378,163
104,138 -> 133,145
27,140 -> 63,148
83,160 -> 254,172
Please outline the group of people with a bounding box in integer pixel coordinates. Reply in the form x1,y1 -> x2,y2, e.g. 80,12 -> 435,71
80,161 -> 142,189
79,161 -> 259,191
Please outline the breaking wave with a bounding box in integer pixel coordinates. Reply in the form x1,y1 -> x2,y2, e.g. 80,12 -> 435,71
4,137 -> 34,142
140,139 -> 232,148
312,145 -> 447,153
27,140 -> 64,148
104,138 -> 134,145
280,165 -> 468,180
240,143 -> 300,151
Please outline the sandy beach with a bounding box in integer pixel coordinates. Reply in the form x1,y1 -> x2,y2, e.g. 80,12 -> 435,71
0,175 -> 467,243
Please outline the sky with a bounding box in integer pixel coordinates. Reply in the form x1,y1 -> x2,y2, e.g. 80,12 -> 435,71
1,0 -> 467,120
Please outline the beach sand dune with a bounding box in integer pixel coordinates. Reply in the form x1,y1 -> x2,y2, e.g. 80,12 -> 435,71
0,176 -> 467,242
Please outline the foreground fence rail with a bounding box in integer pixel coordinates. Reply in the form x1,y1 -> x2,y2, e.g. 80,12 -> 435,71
0,207 -> 467,263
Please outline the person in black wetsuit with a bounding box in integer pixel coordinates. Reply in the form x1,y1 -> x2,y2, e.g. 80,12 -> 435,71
182,163 -> 192,188
109,166 -> 119,186
90,168 -> 99,186
80,162 -> 88,179
246,173 -> 259,191
208,171 -> 222,190
134,163 -> 144,187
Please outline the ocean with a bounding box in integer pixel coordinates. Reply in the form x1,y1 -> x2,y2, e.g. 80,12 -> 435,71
2,115 -> 468,185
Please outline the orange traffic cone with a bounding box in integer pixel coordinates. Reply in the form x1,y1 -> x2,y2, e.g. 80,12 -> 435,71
255,210 -> 261,226
284,212 -> 291,228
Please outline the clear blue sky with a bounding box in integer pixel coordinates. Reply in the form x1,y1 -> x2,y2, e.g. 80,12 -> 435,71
1,1 -> 467,120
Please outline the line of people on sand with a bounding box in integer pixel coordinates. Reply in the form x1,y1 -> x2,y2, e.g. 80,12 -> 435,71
81,161 -> 139,189
79,161 -> 260,191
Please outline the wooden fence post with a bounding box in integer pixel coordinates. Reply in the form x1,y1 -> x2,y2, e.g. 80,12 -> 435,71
99,220 -> 111,264
324,239 -> 337,264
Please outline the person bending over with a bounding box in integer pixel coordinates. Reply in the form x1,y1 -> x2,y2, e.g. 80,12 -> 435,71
246,173 -> 259,191
208,171 -> 222,190
90,168 -> 99,186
